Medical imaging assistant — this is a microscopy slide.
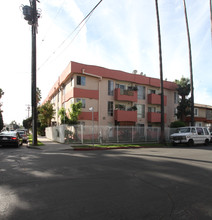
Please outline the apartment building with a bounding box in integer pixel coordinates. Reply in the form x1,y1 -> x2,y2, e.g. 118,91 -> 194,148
43,61 -> 178,127
185,103 -> 212,127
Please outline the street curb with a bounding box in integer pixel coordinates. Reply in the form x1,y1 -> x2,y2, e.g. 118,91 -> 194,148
73,146 -> 159,151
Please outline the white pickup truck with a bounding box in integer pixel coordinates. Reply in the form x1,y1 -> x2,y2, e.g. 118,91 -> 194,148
170,127 -> 211,146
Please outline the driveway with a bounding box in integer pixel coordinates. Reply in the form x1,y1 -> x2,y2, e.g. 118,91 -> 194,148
1,140 -> 212,219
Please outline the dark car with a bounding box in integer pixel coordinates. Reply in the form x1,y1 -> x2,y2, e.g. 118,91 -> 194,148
16,129 -> 28,143
0,131 -> 23,147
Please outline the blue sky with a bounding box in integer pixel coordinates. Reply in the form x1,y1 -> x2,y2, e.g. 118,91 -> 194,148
0,0 -> 211,124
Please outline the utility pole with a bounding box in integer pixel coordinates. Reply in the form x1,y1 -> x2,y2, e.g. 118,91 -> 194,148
22,0 -> 40,145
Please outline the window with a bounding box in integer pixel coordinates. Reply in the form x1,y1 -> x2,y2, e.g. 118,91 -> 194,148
70,77 -> 73,87
203,128 -> 209,135
115,104 -> 125,111
148,107 -> 156,113
137,104 -> 145,118
148,89 -> 156,94
137,86 -> 146,100
108,101 -> 113,116
77,76 -> 86,86
76,98 -> 85,108
194,108 -> 198,116
174,92 -> 178,104
108,80 -> 114,96
196,127 -> 204,135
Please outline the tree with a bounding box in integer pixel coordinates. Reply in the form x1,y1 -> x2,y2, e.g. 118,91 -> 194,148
38,101 -> 55,127
0,88 -> 4,99
155,0 -> 165,144
36,87 -> 42,106
58,107 -> 71,124
210,0 -> 212,42
0,111 -> 3,131
68,102 -> 82,124
175,77 -> 191,122
0,88 -> 4,131
23,117 -> 32,130
183,0 -> 194,126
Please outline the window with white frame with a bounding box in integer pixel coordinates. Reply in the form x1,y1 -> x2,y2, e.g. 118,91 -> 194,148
108,101 -> 113,116
137,104 -> 145,118
137,86 -> 146,100
174,92 -> 178,104
194,108 -> 198,116
108,80 -> 114,96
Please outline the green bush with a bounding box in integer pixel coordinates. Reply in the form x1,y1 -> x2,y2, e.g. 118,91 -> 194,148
170,121 -> 185,128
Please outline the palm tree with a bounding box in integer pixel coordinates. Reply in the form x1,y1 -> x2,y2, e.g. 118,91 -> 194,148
210,0 -> 212,42
155,0 -> 165,143
182,0 -> 194,126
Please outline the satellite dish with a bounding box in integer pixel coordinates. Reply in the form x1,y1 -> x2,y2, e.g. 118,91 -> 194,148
132,70 -> 137,74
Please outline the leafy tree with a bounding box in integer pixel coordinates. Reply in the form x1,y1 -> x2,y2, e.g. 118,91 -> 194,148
23,117 -> 32,130
10,120 -> 19,130
0,111 -> 3,131
0,88 -> 4,99
58,107 -> 71,124
36,87 -> 42,106
68,102 -> 82,124
38,101 -> 55,127
175,77 -> 191,122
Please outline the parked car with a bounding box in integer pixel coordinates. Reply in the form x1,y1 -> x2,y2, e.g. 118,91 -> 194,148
170,126 -> 211,146
0,131 -> 23,147
16,129 -> 28,143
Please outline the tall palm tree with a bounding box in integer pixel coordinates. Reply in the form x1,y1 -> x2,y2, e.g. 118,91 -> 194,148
155,0 -> 165,143
210,0 -> 212,42
183,0 -> 194,126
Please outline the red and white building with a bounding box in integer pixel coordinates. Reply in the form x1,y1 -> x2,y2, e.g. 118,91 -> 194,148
43,61 -> 178,127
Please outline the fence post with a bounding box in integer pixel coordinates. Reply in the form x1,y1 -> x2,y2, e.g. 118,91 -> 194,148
81,124 -> 83,144
117,126 -> 119,143
132,126 -> 134,143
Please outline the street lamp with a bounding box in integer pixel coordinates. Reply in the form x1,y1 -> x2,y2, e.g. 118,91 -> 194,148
89,107 -> 94,146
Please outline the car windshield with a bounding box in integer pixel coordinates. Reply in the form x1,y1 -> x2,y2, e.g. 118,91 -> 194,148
178,128 -> 191,133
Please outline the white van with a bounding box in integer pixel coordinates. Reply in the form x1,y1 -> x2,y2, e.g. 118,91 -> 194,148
170,127 -> 211,146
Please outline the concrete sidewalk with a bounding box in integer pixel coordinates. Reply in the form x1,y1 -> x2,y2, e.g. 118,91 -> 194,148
29,136 -> 73,151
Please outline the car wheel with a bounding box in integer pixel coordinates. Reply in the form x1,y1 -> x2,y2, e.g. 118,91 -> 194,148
205,139 -> 209,146
187,139 -> 194,147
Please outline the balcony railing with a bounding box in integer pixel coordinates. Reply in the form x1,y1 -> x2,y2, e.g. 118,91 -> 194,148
115,88 -> 137,102
148,112 -> 167,123
148,93 -> 167,106
114,109 -> 137,122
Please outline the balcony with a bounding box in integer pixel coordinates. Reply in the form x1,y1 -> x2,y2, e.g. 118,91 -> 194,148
148,112 -> 167,123
148,93 -> 167,106
114,109 -> 137,122
115,88 -> 137,102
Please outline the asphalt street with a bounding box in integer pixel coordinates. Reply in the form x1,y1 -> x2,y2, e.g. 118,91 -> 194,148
1,138 -> 212,220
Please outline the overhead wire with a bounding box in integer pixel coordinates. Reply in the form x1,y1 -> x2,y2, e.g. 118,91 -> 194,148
38,0 -> 103,71
39,0 -> 66,45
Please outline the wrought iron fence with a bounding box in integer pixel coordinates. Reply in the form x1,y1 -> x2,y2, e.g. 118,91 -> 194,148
63,125 -> 179,144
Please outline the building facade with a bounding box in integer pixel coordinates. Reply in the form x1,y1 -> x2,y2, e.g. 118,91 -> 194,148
186,103 -> 212,128
43,61 -> 178,127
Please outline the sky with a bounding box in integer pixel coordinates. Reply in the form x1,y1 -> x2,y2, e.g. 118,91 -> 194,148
0,0 -> 211,125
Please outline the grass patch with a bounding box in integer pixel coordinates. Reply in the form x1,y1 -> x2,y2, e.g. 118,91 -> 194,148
72,142 -> 168,150
28,134 -> 44,146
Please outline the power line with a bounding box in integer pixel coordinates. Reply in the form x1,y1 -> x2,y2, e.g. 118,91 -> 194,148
38,0 -> 103,71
